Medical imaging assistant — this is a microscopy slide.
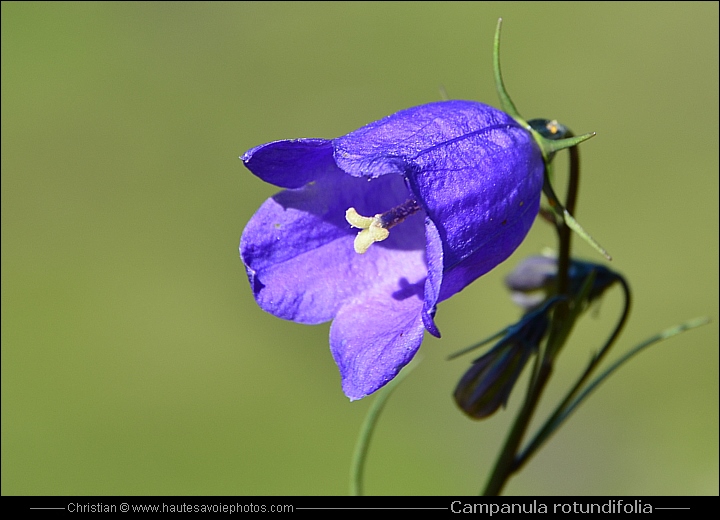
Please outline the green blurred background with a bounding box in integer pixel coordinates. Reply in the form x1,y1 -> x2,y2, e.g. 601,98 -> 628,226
2,2 -> 717,496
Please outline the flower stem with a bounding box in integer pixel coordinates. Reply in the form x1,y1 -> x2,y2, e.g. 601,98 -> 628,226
350,359 -> 418,496
482,134 -> 581,496
513,276 -> 631,472
555,132 -> 578,299
482,359 -> 553,495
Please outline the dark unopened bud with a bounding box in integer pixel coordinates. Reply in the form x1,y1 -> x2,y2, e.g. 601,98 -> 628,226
454,299 -> 557,419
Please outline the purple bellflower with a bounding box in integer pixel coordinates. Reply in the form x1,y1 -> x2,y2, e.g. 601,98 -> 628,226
240,100 -> 544,400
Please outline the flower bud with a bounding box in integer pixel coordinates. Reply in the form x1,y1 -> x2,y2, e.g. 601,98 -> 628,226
454,299 -> 558,419
505,255 -> 620,311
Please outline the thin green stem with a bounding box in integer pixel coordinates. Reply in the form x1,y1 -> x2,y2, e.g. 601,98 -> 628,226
493,18 -> 523,123
555,131 -> 578,300
554,317 -> 709,425
516,316 -> 708,471
350,360 -> 418,496
482,358 -> 553,495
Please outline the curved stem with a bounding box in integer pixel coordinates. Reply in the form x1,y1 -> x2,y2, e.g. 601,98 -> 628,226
544,316 -> 708,433
513,276 -> 631,472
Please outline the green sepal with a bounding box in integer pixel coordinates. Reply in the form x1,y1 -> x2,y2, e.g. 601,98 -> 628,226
448,328 -> 508,360
493,18 -> 609,261
528,119 -> 594,163
543,132 -> 596,154
533,131 -> 596,164
542,162 -> 612,261
493,18 -> 526,127
494,19 -> 596,159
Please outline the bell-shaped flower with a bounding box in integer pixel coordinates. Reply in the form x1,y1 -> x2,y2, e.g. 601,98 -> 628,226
240,100 -> 544,400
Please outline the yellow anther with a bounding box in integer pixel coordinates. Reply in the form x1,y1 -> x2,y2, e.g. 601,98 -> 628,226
345,207 -> 390,254
345,208 -> 375,229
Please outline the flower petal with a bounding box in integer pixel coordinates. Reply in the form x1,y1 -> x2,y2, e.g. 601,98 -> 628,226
240,172 -> 426,324
408,123 -> 543,301
330,271 -> 427,401
436,197 -> 540,302
330,100 -> 543,301
332,100 -> 515,179
242,138 -> 338,189
421,216 -> 443,338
